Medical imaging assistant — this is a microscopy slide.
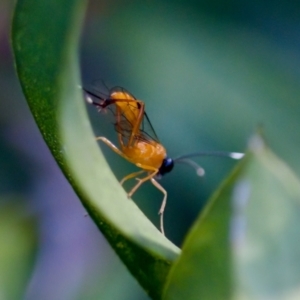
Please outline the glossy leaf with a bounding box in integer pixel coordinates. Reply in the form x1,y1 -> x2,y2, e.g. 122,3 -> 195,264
163,137 -> 300,299
12,0 -> 179,298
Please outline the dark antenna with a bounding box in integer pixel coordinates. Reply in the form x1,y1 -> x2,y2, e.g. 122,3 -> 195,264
174,151 -> 244,176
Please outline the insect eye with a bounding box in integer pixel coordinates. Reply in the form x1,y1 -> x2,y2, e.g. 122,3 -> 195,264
158,157 -> 174,176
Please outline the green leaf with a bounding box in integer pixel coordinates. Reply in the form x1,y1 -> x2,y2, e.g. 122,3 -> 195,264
163,136 -> 300,299
0,199 -> 37,300
12,0 -> 179,298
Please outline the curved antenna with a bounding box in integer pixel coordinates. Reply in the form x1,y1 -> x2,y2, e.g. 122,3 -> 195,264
175,158 -> 205,176
174,151 -> 244,161
174,151 -> 244,177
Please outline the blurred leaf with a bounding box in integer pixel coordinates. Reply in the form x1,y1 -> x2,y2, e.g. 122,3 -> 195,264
163,136 -> 300,299
12,0 -> 179,298
0,199 -> 37,300
77,258 -> 150,300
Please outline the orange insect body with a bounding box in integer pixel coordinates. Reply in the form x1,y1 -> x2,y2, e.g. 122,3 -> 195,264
110,90 -> 167,169
110,91 -> 140,124
123,141 -> 166,169
84,86 -> 173,235
84,85 -> 244,236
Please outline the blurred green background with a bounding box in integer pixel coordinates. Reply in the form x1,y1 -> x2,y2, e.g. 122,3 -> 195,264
1,0 -> 300,299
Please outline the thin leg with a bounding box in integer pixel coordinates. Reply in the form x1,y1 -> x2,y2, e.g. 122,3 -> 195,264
120,170 -> 145,185
96,136 -> 165,233
96,136 -> 129,160
127,171 -> 158,199
151,178 -> 167,235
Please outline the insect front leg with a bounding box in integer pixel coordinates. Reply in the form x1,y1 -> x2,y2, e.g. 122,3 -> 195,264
120,170 -> 145,186
150,178 -> 167,236
127,170 -> 158,199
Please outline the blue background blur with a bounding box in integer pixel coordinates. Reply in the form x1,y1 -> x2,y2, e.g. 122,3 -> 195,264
1,0 -> 300,299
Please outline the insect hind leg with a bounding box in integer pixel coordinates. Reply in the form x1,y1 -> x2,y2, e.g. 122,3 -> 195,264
96,136 -> 129,160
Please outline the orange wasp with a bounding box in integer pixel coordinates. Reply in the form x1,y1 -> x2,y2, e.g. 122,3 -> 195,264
83,86 -> 243,235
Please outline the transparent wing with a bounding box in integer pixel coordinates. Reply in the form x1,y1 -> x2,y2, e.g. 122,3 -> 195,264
83,87 -> 160,146
112,97 -> 160,146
